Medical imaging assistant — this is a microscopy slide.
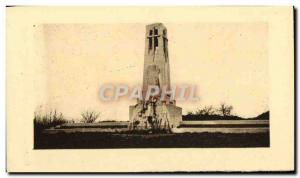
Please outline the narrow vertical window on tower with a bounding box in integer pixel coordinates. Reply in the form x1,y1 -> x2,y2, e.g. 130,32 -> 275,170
154,37 -> 158,48
154,28 -> 158,48
149,38 -> 152,50
149,30 -> 153,52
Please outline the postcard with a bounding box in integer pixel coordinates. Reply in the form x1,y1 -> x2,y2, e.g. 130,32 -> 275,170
6,6 -> 294,172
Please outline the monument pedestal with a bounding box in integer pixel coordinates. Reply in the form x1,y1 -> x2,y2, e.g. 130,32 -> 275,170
129,101 -> 182,131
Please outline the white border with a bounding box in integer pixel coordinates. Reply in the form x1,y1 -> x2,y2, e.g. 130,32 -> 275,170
1,0 -> 298,177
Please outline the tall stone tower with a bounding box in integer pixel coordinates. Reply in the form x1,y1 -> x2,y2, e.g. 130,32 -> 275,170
129,23 -> 182,132
142,23 -> 170,94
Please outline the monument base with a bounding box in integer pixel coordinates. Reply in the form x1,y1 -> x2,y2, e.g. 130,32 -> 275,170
129,101 -> 182,131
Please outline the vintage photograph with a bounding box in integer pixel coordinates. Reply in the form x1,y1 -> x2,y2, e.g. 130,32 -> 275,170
33,22 -> 269,149
6,6 -> 294,172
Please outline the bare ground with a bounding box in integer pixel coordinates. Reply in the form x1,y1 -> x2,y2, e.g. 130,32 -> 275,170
34,131 -> 269,149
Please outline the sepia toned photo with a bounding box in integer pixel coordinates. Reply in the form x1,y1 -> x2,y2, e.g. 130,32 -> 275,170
33,22 -> 269,149
6,6 -> 294,172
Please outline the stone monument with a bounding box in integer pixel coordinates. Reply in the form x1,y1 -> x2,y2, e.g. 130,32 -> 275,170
129,23 -> 182,132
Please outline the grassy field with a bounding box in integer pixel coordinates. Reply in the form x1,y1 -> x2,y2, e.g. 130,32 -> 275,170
34,131 -> 269,149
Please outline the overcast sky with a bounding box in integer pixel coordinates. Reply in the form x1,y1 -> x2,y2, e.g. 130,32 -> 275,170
40,23 -> 268,121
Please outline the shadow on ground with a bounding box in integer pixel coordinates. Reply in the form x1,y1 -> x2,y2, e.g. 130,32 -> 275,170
34,132 -> 269,149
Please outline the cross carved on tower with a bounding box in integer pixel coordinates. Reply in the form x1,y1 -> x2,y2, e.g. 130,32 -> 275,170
147,28 -> 160,50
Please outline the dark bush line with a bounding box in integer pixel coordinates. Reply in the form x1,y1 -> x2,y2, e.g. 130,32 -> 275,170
183,111 -> 269,121
183,114 -> 243,120
178,124 -> 269,128
34,110 -> 67,133
59,125 -> 128,129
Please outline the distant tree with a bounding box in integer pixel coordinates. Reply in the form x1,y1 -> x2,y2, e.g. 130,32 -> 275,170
194,109 -> 204,115
195,105 -> 215,116
81,110 -> 100,123
186,111 -> 194,115
34,109 -> 67,131
218,103 -> 233,117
